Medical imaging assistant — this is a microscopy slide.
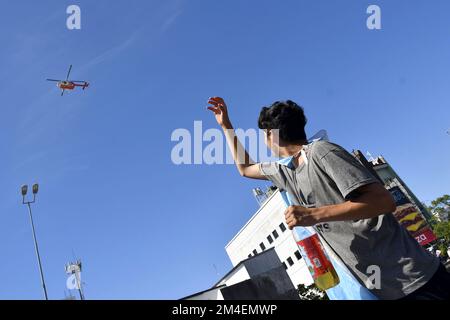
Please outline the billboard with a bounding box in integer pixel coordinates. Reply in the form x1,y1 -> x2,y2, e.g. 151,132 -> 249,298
389,187 -> 437,246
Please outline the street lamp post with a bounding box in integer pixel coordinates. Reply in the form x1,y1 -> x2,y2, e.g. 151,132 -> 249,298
21,184 -> 49,300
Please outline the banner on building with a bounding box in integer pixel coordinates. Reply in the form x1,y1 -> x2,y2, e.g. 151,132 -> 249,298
389,187 -> 437,246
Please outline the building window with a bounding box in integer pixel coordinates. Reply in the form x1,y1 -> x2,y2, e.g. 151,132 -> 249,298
279,223 -> 287,232
267,235 -> 273,244
282,262 -> 287,270
260,242 -> 266,251
287,257 -> 294,267
295,251 -> 302,260
272,230 -> 279,239
252,249 -> 257,255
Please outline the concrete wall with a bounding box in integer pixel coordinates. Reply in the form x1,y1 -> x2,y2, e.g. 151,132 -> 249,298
220,266 -> 300,300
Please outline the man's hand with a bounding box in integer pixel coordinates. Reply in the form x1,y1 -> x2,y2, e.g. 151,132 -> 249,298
206,96 -> 267,180
207,97 -> 232,129
284,205 -> 319,229
286,183 -> 397,227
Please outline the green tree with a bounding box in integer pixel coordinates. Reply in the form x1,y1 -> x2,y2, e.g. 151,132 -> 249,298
428,195 -> 450,257
429,194 -> 450,222
297,284 -> 328,300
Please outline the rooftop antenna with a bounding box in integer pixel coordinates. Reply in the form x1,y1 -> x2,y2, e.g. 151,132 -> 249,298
71,248 -> 78,263
65,259 -> 85,300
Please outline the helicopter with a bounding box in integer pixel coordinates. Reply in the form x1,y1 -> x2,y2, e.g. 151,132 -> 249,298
47,65 -> 89,96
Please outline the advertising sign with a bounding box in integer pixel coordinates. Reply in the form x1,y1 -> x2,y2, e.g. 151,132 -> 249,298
389,187 -> 437,246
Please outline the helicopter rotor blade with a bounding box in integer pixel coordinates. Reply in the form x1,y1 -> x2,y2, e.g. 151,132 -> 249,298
61,89 -> 66,97
66,65 -> 73,81
47,79 -> 61,82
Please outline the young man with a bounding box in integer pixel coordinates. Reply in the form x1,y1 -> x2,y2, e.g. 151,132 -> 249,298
207,97 -> 450,300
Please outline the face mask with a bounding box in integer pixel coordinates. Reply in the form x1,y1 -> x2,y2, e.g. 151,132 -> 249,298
276,149 -> 308,169
276,130 -> 329,168
277,156 -> 295,168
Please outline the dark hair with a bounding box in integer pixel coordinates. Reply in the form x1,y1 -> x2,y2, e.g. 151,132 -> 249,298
258,100 -> 307,142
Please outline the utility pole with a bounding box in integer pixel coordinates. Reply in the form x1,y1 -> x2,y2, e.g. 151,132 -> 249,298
21,184 -> 49,300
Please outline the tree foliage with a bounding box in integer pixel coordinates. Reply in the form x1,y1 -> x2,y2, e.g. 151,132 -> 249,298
429,194 -> 450,221
297,284 -> 328,300
428,195 -> 450,257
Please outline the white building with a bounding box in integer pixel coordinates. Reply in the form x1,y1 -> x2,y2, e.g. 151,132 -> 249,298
225,188 -> 314,290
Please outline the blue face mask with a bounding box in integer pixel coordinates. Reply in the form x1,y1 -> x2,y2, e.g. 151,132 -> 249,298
276,130 -> 329,169
277,156 -> 295,169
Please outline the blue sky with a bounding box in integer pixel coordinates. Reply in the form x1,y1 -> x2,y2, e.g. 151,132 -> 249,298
0,0 -> 449,299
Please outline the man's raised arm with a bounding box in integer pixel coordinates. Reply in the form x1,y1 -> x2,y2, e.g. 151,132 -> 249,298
207,97 -> 267,180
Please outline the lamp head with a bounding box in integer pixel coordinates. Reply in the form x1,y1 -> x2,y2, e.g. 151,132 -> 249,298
21,185 -> 28,196
32,184 -> 39,195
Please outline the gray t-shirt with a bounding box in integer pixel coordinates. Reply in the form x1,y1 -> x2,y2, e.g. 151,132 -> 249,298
259,140 -> 439,300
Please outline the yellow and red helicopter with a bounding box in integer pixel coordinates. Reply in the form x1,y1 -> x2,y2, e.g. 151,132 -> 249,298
47,65 -> 89,96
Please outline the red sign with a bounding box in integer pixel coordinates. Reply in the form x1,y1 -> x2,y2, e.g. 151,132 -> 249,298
393,204 -> 437,247
414,228 -> 437,246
